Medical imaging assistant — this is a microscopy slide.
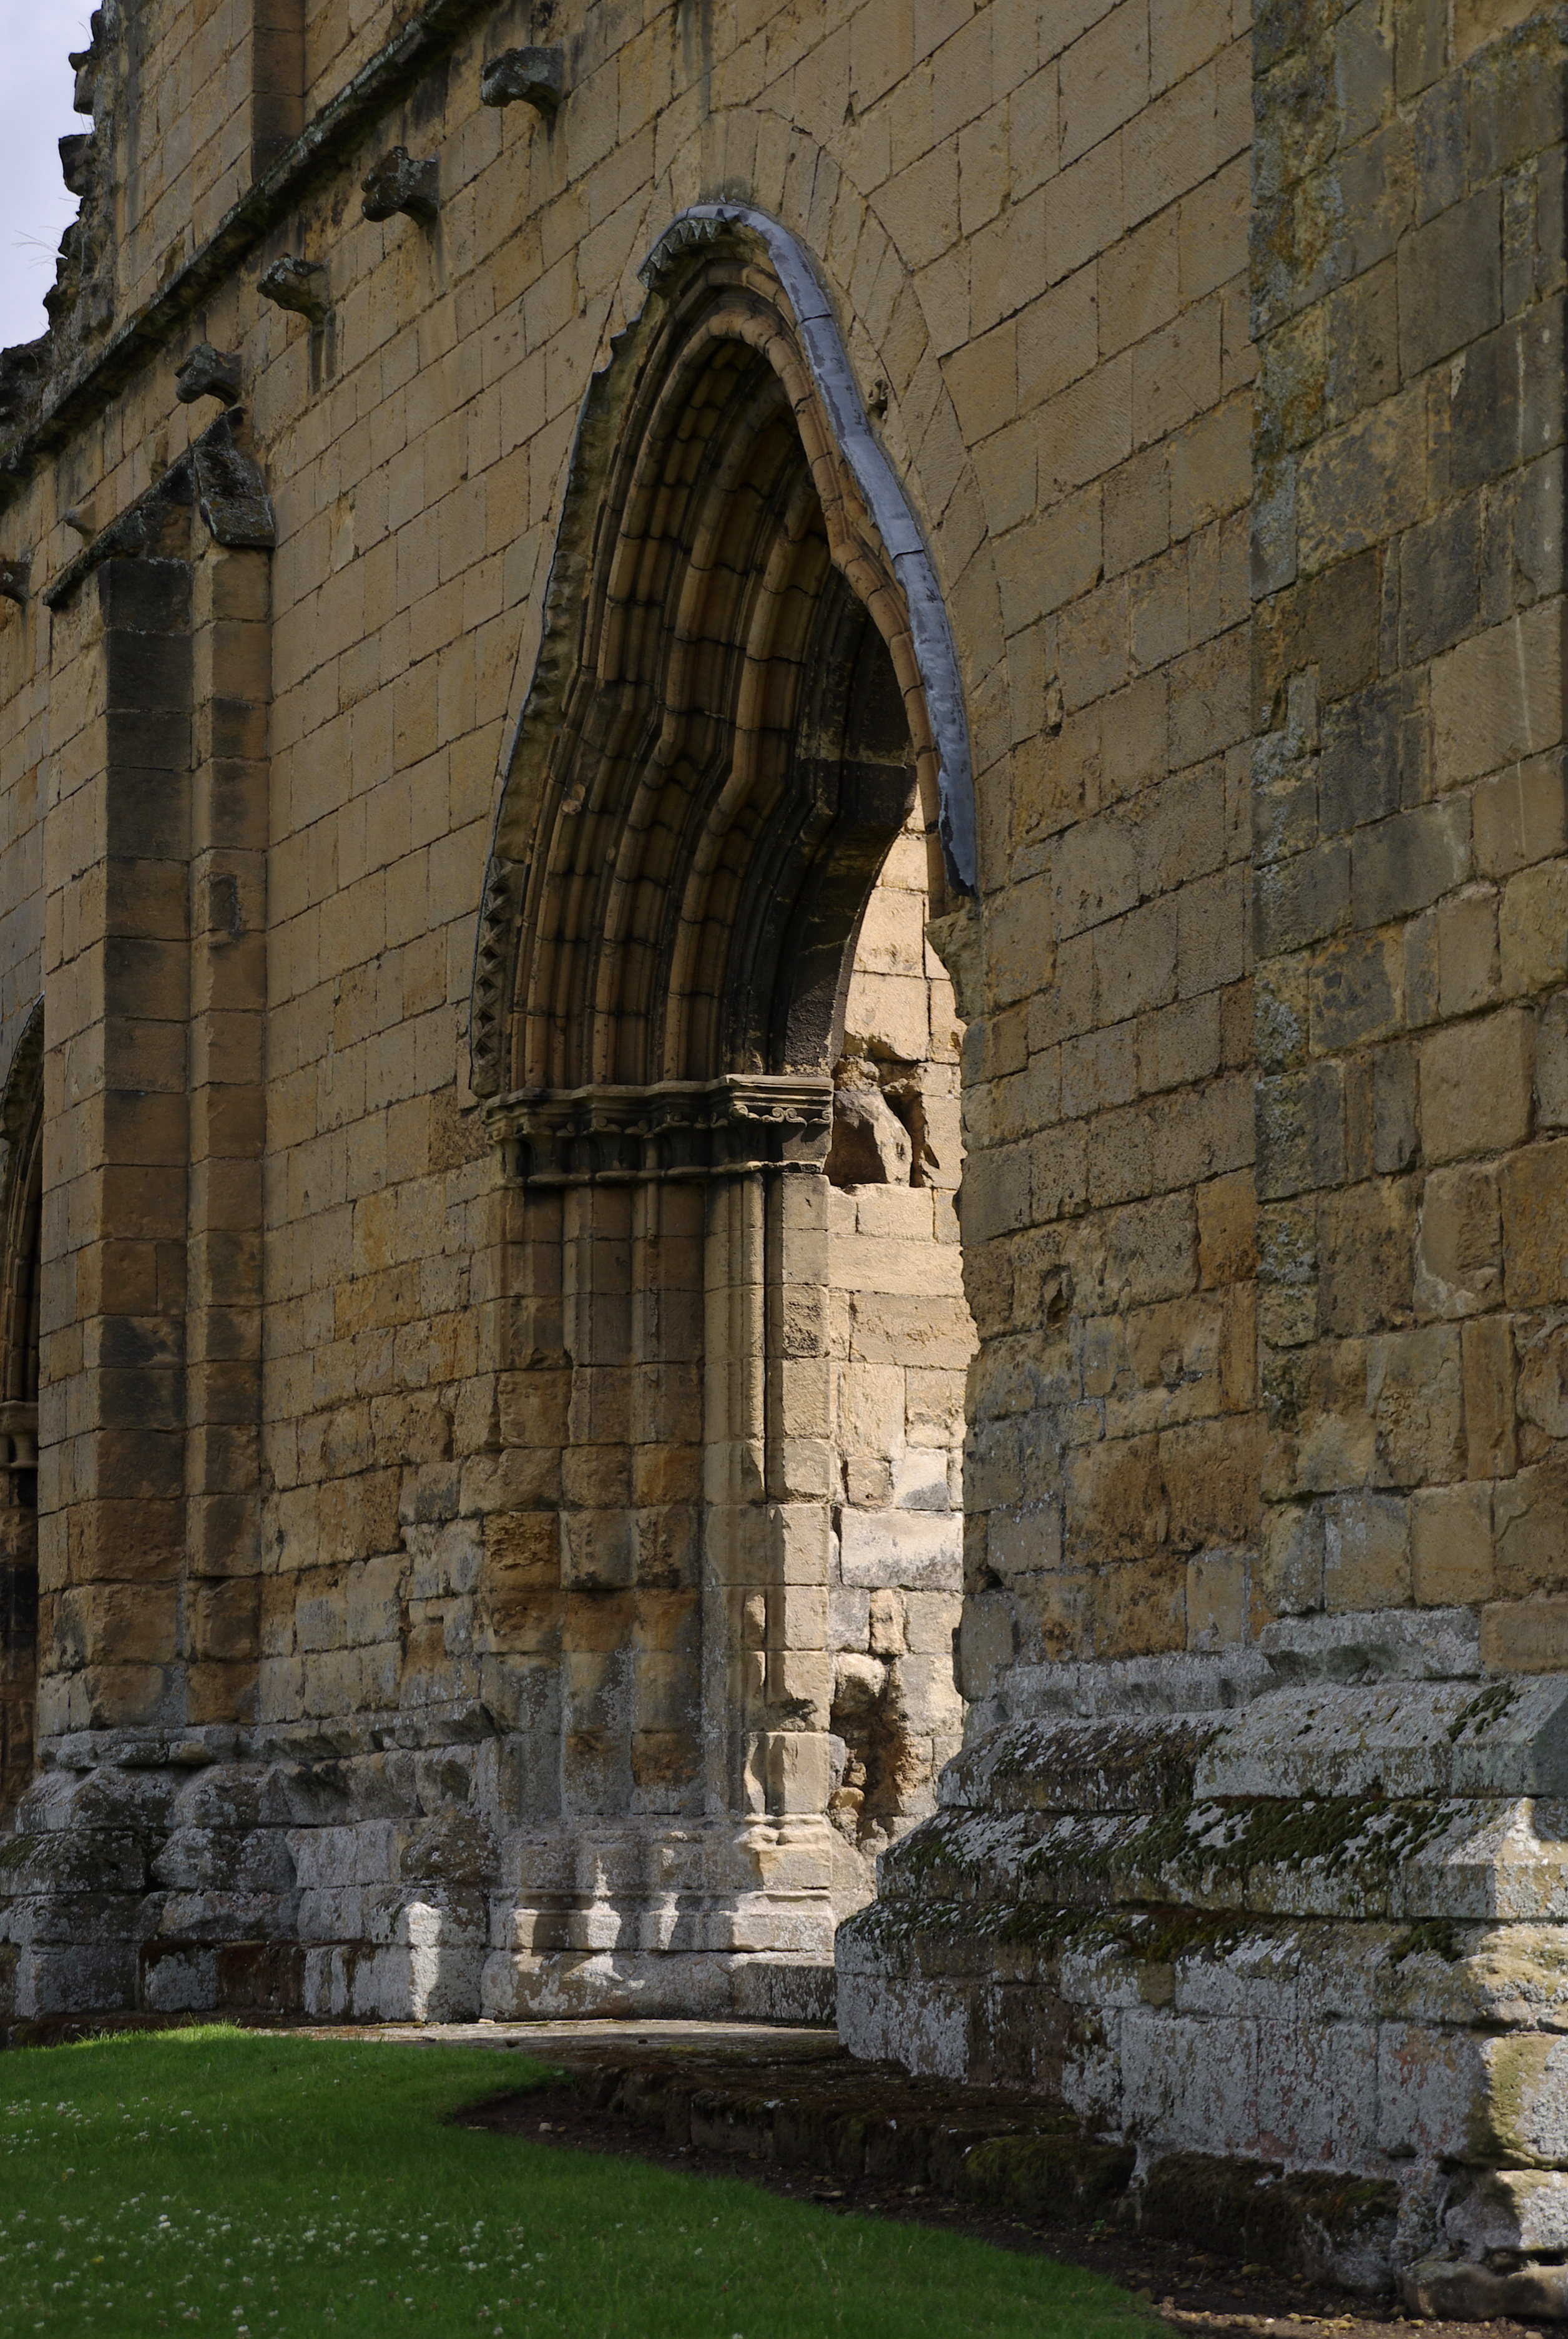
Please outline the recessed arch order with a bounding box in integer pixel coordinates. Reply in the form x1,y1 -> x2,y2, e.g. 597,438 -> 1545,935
468,203 -> 977,1116
460,211 -> 979,2012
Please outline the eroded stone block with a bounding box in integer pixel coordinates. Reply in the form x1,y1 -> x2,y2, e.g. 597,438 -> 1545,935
479,47 -> 564,114
258,258 -> 327,323
174,343 -> 240,406
360,147 -> 438,225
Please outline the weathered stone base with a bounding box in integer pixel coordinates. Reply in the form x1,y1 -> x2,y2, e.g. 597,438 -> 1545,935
482,1812 -> 841,2020
469,2023 -> 1406,2291
0,1737 -> 836,2031
836,1665 -> 1568,2300
480,1949 -> 835,2024
1403,2253 -> 1568,2321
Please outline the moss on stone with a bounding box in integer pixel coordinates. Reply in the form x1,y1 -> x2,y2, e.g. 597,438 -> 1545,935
1446,1680 -> 1520,1743
1139,2152 -> 1399,2285
1013,1793 -> 1454,1898
1394,1919 -> 1468,1964
959,2132 -> 1137,2215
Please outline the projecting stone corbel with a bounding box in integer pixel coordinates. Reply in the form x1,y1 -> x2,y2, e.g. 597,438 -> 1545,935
63,502 -> 96,539
480,47 -> 564,115
361,146 -> 438,225
67,42 -> 97,112
175,343 -> 242,406
59,134 -> 94,197
258,257 -> 328,325
67,8 -> 109,114
0,558 -> 29,606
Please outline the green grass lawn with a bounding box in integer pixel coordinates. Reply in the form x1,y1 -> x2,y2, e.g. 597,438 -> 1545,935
0,2026 -> 1164,2338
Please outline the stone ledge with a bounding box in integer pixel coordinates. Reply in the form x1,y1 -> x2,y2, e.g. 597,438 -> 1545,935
497,2035 -> 1401,2292
944,1680 -> 1568,1816
878,1793 -> 1568,1923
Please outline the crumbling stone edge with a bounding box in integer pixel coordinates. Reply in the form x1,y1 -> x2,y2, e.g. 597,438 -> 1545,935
0,0 -> 496,504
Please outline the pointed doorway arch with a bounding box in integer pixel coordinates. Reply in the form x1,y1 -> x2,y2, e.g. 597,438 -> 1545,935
471,210 -> 976,2018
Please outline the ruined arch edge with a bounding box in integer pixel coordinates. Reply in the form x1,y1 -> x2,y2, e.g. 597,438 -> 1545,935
467,203 -> 978,1101
0,1001 -> 44,1165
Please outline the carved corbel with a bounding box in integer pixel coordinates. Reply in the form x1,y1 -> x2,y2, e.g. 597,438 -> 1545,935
67,8 -> 107,113
59,134 -> 94,197
480,47 -> 564,115
0,559 -> 29,607
258,257 -> 328,325
361,146 -> 438,225
0,340 -> 47,434
0,1402 -> 37,1474
175,343 -> 242,406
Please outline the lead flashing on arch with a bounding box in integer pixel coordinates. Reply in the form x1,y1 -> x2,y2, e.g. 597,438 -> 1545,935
638,206 -> 977,901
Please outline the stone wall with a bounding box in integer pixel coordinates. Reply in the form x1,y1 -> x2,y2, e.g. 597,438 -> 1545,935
0,0 -> 1019,2027
1251,2 -> 1568,1675
1,0 -> 1567,2300
950,0 -> 1258,1709
840,0 -> 1568,2308
828,816 -> 972,1910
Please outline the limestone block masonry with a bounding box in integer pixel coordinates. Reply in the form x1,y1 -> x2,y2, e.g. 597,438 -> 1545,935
840,0 -> 1568,2309
0,0 -> 1562,2308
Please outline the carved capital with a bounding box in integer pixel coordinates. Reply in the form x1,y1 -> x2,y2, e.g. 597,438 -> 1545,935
486,1076 -> 833,1185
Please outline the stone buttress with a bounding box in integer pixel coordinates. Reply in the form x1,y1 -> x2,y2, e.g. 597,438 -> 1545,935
838,0 -> 1568,2314
840,1667 -> 1568,2303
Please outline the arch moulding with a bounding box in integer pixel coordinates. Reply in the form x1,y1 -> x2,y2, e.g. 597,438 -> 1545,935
468,202 -> 978,1116
461,206 -> 981,2021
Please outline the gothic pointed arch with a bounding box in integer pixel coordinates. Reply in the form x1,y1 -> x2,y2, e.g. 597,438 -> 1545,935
468,204 -> 976,1106
0,997 -> 42,1816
